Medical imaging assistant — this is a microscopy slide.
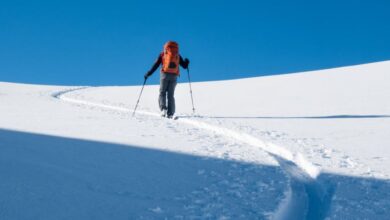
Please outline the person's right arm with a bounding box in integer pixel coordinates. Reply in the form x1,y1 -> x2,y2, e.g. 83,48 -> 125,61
144,53 -> 163,79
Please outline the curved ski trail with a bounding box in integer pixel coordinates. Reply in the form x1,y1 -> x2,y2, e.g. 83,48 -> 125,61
53,86 -> 334,220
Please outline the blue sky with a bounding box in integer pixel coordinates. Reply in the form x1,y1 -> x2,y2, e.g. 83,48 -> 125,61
1,0 -> 390,86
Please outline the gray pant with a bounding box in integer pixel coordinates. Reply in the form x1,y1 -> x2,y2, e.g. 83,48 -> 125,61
159,72 -> 177,116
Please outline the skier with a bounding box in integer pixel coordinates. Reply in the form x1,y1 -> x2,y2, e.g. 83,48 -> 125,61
144,41 -> 190,118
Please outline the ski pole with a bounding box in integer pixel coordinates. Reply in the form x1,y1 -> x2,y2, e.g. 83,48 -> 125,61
186,67 -> 196,114
132,78 -> 147,117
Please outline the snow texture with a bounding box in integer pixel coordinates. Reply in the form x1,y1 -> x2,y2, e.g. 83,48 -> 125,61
1,61 -> 390,219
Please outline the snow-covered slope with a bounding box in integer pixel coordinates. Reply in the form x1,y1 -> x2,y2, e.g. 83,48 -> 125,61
1,61 -> 389,219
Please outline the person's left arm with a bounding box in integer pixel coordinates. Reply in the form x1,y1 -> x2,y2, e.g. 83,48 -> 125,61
180,56 -> 190,69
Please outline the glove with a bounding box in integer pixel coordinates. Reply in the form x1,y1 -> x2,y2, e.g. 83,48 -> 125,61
144,72 -> 150,80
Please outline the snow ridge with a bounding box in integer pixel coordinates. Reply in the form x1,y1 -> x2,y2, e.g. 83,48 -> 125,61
53,87 -> 333,220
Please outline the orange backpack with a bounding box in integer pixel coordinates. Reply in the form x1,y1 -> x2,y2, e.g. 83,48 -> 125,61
162,41 -> 180,74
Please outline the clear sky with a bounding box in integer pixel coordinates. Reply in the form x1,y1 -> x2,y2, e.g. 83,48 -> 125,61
1,0 -> 390,86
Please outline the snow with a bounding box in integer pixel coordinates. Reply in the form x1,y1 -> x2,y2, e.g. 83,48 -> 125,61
1,61 -> 390,219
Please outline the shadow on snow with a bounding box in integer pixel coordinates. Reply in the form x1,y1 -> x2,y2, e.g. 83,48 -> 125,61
185,115 -> 390,120
0,129 -> 389,219
0,128 -> 285,219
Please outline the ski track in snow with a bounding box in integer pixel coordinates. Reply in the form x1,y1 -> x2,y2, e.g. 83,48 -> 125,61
53,86 -> 335,220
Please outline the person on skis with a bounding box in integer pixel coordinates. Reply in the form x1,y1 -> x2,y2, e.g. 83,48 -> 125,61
144,41 -> 190,118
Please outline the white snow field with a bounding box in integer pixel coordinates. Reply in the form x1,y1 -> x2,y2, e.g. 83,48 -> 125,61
1,61 -> 390,219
